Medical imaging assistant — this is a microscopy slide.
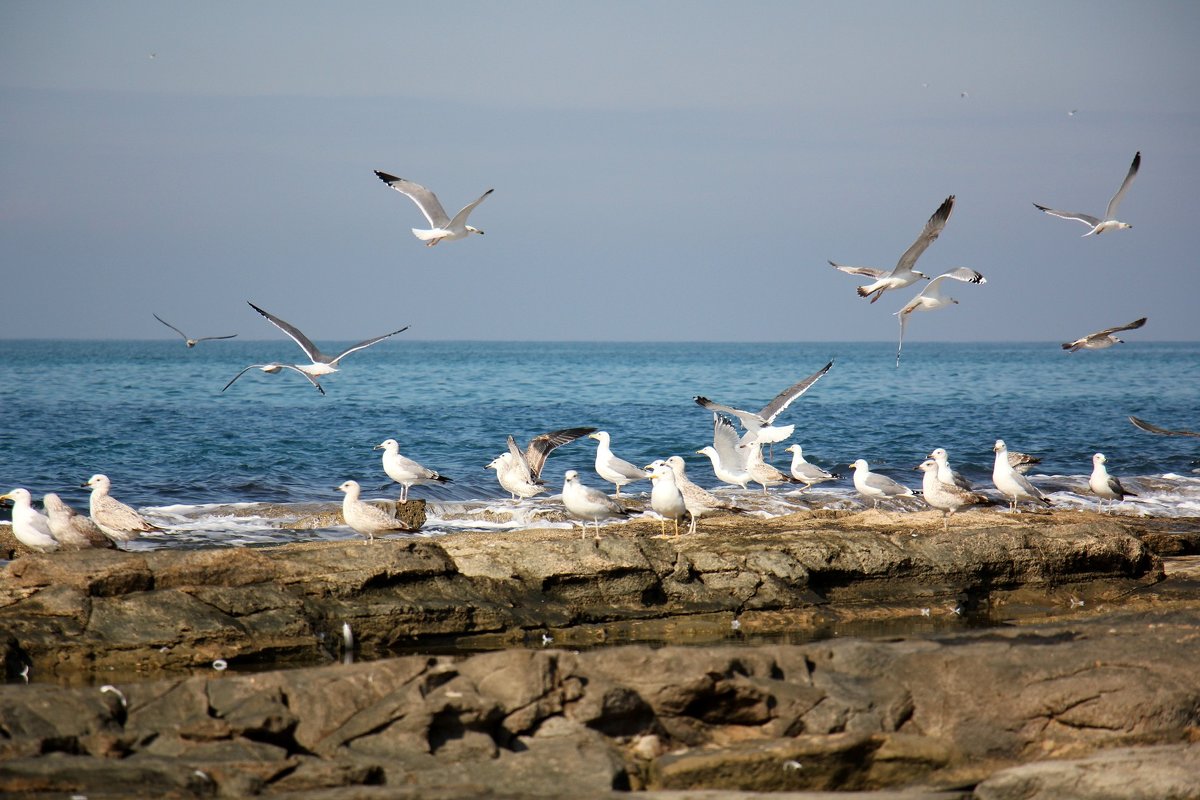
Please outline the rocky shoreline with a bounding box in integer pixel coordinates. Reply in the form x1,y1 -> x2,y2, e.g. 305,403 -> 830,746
2,509 -> 1200,798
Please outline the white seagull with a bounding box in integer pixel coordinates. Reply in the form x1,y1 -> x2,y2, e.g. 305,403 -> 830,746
0,488 -> 59,552
850,459 -> 914,508
374,171 -> 493,246
43,493 -> 115,550
1034,151 -> 1140,236
222,363 -> 326,395
697,415 -> 752,490
895,268 -> 986,365
929,447 -> 973,490
1088,453 -> 1137,511
561,470 -> 628,539
830,195 -> 955,303
588,431 -> 649,496
153,314 -> 237,347
84,474 -> 162,547
744,441 -> 801,495
336,480 -> 411,542
486,427 -> 596,499
694,360 -> 833,450
916,460 -> 994,530
374,439 -> 450,502
991,440 -> 1051,511
646,462 -> 689,537
245,301 -> 409,378
784,444 -> 839,490
1062,317 -> 1146,352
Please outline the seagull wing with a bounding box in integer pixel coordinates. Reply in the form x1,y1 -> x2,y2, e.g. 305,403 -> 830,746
1091,317 -> 1147,338
248,302 -> 325,362
222,365 -> 261,392
327,326 -> 410,364
153,314 -> 189,341
893,195 -> 954,275
1033,203 -> 1101,228
758,359 -> 834,423
278,364 -> 326,394
935,267 -> 986,285
828,261 -> 887,279
1128,416 -> 1200,437
524,426 -> 597,479
447,189 -> 494,229
374,172 -> 451,227
1104,151 -> 1140,219
193,334 -> 238,342
694,396 -> 765,430
712,414 -> 747,470
507,435 -> 536,481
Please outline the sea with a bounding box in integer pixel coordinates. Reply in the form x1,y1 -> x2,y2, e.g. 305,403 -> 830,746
2,339 -> 1198,550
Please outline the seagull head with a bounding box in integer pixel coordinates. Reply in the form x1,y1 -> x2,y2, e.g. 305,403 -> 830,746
563,469 -> 579,483
466,226 -> 485,236
1093,453 -> 1107,465
374,439 -> 399,452
993,440 -> 1007,453
916,459 -> 938,473
335,480 -> 359,495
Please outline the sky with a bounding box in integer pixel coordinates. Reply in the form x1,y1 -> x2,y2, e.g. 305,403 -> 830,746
1,1 -> 1198,343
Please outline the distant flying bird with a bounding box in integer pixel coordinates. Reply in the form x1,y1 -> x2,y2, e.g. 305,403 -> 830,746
374,171 -> 493,246
850,459 -> 914,508
1034,151 -> 1140,236
830,195 -> 955,303
486,427 -> 596,499
694,360 -> 833,449
223,363 -> 326,395
588,431 -> 649,497
153,314 -> 237,347
991,440 -> 1051,511
336,480 -> 411,542
1088,453 -> 1137,511
1062,317 -> 1147,352
1128,416 -> 1200,438
894,268 -> 986,365
561,470 -> 628,539
375,439 -> 450,502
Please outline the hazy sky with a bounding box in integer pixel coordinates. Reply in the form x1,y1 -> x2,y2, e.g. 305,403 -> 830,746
2,1 -> 1198,342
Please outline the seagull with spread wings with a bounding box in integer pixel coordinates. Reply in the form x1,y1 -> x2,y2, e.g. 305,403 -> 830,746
153,313 -> 237,347
374,171 -> 493,246
1034,151 -> 1140,236
1062,317 -> 1146,352
694,360 -> 833,449
894,268 -> 986,365
486,427 -> 596,499
830,195 -> 955,303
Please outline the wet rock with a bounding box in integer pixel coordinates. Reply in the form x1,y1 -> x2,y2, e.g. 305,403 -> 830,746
975,743 -> 1200,800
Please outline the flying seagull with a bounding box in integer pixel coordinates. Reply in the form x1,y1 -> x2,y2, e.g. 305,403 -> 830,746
694,360 -> 833,448
894,268 -> 986,365
830,195 -> 955,303
1034,151 -> 1140,236
247,301 -> 408,374
374,171 -> 493,246
1062,317 -> 1146,352
222,363 -> 326,395
153,314 -> 237,347
1128,416 -> 1200,438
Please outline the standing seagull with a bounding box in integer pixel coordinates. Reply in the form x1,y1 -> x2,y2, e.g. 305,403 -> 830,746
830,195 -> 955,303
784,444 -> 839,490
646,462 -> 689,537
1034,151 -> 1140,236
589,431 -> 649,496
244,302 -> 409,379
84,474 -> 162,547
561,470 -> 628,539
374,439 -> 450,502
1089,453 -> 1137,511
928,447 -> 973,490
374,171 -> 493,246
850,459 -> 914,508
1062,317 -> 1146,352
486,427 -> 596,499
663,455 -> 743,534
0,488 -> 59,552
43,493 -> 115,550
745,441 -> 801,495
153,314 -> 237,347
991,440 -> 1051,511
916,460 -> 994,530
895,268 -> 987,365
694,360 -> 833,450
336,480 -> 411,543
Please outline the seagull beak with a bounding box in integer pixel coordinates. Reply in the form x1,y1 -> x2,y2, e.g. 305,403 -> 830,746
373,444 -> 384,450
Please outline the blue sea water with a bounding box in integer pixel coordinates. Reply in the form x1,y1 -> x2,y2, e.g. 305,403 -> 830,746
2,339 -> 1198,546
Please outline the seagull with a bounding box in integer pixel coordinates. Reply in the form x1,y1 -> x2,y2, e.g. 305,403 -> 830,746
374,171 -> 493,246
1089,453 -> 1137,511
245,301 -> 409,378
916,459 -> 994,530
336,480 -> 411,542
991,440 -> 1051,511
646,462 -> 688,537
153,314 -> 237,347
697,415 -> 752,490
694,360 -> 833,450
42,492 -> 115,550
83,474 -> 162,547
0,488 -> 59,552
744,441 -> 802,495
222,363 -> 326,395
850,459 -> 914,508
895,268 -> 986,365
783,444 -> 839,490
588,431 -> 649,496
1128,416 -> 1200,438
830,195 -> 955,303
1034,151 -> 1140,236
928,448 -> 973,490
662,455 -> 743,534
374,439 -> 450,502
486,427 -> 596,499
1062,317 -> 1147,352
561,470 -> 628,539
